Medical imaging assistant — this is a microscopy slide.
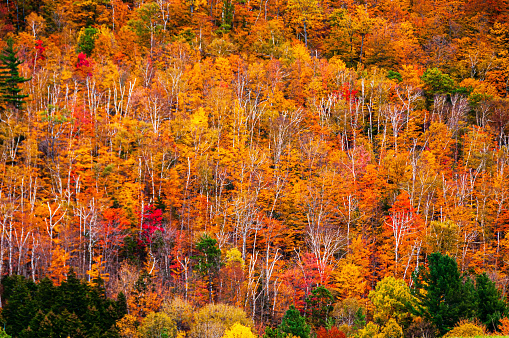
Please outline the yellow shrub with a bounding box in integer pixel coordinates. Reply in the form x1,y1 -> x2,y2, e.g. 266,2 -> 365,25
378,319 -> 403,338
356,322 -> 379,338
222,323 -> 257,338
443,319 -> 485,337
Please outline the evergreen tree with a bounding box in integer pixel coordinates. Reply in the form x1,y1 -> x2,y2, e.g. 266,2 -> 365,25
56,269 -> 88,320
1,276 -> 37,336
279,305 -> 311,338
0,38 -> 30,110
413,252 -> 476,335
476,273 -> 506,331
194,234 -> 222,303
3,272 -> 121,337
116,292 -> 128,319
77,27 -> 98,56
34,278 -> 56,313
305,286 -> 334,328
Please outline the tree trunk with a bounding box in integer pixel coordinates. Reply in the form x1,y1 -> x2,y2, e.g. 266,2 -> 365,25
303,18 -> 308,48
359,34 -> 365,63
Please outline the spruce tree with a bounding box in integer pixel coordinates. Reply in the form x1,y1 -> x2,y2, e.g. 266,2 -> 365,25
476,273 -> 506,331
279,305 -> 311,338
194,234 -> 222,303
305,286 -> 334,329
414,253 -> 477,335
0,38 -> 30,110
1,276 -> 37,336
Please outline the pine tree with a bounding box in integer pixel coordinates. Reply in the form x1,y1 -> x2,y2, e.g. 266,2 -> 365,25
305,286 -> 334,329
279,305 -> 311,338
1,275 -> 38,336
414,253 -> 477,335
0,38 -> 30,110
476,273 -> 506,331
194,234 -> 222,303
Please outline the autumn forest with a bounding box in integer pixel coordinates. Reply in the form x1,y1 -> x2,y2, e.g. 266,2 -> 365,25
0,0 -> 508,337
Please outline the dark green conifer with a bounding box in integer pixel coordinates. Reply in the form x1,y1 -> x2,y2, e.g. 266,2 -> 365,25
305,286 -> 334,328
1,275 -> 37,336
476,272 -> 506,331
0,38 -> 30,110
116,292 -> 128,319
279,305 -> 311,338
194,234 -> 222,303
414,252 -> 477,335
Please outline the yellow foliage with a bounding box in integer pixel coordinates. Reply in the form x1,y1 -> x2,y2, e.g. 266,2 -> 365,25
357,322 -> 380,338
368,276 -> 417,325
222,323 -> 257,338
400,64 -> 423,88
138,312 -> 177,338
331,261 -> 366,299
443,319 -> 485,337
117,314 -> 140,338
191,303 -> 252,338
87,255 -> 110,285
190,107 -> 209,131
225,247 -> 245,268
48,245 -> 70,286
163,297 -> 194,331
378,319 -> 403,338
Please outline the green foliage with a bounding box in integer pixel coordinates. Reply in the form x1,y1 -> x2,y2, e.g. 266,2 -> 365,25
138,312 -> 177,338
175,28 -> 196,45
414,252 -> 477,336
0,275 -> 37,335
0,328 -> 11,338
279,305 -> 311,338
1,273 -> 124,337
422,68 -> 456,96
77,27 -> 99,56
369,276 -> 417,329
475,273 -> 506,331
263,326 -> 280,338
116,292 -> 128,320
128,2 -> 162,49
194,233 -> 222,302
194,234 -> 222,276
387,70 -> 402,83
220,0 -> 234,32
0,38 -> 30,110
305,286 -> 334,328
332,297 -> 365,330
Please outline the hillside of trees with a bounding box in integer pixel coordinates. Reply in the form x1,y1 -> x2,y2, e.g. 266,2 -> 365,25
0,0 -> 508,337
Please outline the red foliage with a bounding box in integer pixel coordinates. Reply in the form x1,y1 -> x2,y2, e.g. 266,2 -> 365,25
140,205 -> 165,245
331,84 -> 358,103
35,39 -> 45,60
97,208 -> 130,258
282,252 -> 333,310
316,327 -> 346,338
340,83 -> 358,102
72,106 -> 93,133
76,52 -> 93,77
77,52 -> 90,68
